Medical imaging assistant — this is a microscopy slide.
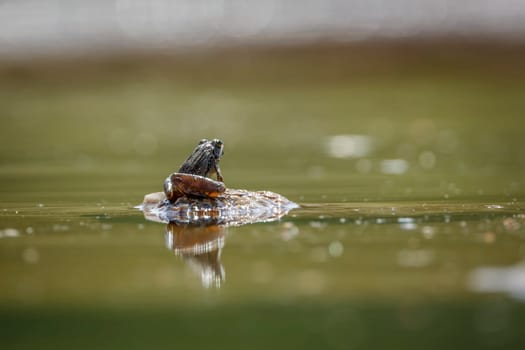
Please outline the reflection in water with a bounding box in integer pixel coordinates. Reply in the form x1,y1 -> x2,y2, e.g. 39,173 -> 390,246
141,196 -> 524,290
140,190 -> 297,288
165,223 -> 226,288
469,262 -> 525,302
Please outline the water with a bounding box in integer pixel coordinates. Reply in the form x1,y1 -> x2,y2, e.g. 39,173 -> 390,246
1,44 -> 525,349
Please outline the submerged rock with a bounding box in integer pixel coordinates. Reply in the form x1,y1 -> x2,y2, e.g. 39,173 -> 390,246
140,189 -> 298,226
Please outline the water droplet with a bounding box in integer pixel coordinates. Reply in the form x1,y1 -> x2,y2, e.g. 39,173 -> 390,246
398,217 -> 414,223
503,218 -> 520,232
326,135 -> 374,158
421,226 -> 435,239
0,228 -> 19,238
380,159 -> 409,174
328,241 -> 344,257
469,264 -> 525,301
400,222 -> 417,231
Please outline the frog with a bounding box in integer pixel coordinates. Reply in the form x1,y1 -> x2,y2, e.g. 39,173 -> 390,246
163,139 -> 226,203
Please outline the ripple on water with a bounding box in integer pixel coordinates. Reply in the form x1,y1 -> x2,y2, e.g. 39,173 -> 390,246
295,201 -> 525,226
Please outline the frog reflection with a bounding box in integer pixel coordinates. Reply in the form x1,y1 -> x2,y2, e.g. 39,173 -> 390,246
164,222 -> 226,288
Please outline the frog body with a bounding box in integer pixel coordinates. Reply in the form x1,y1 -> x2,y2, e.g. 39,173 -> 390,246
164,139 -> 225,202
144,138 -> 297,225
178,138 -> 224,181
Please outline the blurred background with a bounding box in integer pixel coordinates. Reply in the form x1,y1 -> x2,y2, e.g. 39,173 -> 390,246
1,0 -> 525,57
1,1 -> 525,349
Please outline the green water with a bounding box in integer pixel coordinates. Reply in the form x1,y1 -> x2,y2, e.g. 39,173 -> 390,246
1,44 -> 525,349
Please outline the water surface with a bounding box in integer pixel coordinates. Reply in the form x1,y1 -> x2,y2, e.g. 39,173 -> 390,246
1,44 -> 525,349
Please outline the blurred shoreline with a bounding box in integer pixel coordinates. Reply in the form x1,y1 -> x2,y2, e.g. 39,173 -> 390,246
1,37 -> 524,83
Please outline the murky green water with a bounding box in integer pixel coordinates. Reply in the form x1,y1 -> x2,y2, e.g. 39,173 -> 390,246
1,44 -> 525,349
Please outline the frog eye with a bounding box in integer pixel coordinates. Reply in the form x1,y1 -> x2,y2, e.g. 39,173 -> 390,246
198,139 -> 208,145
213,140 -> 224,158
